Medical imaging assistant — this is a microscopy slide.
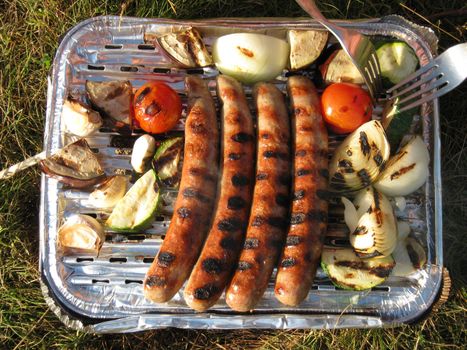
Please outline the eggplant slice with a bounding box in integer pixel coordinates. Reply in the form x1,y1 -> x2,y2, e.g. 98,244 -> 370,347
40,139 -> 106,188
157,28 -> 212,68
86,80 -> 133,127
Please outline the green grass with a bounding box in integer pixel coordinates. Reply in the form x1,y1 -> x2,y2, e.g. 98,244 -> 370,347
1,0 -> 466,348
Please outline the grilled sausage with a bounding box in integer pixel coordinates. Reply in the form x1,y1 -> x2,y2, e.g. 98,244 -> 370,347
225,82 -> 291,312
274,76 -> 328,306
183,75 -> 255,311
144,76 -> 219,303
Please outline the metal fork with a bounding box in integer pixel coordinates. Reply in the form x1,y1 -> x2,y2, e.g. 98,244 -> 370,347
295,0 -> 382,100
387,43 -> 467,112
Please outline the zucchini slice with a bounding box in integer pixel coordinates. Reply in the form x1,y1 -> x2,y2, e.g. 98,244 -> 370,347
152,137 -> 183,188
376,42 -> 418,85
321,247 -> 395,290
381,97 -> 416,152
106,169 -> 161,232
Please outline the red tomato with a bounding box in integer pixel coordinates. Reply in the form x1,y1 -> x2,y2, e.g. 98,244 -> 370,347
321,83 -> 373,134
134,82 -> 182,134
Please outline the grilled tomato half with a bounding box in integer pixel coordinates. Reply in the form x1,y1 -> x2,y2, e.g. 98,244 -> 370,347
134,82 -> 182,134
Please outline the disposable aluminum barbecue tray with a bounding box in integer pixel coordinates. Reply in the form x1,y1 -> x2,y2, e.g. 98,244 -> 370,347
39,15 -> 444,332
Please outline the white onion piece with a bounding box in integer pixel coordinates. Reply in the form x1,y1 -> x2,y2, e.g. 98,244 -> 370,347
350,187 -> 398,258
58,214 -> 105,255
394,196 -> 406,212
131,134 -> 157,173
397,221 -> 411,240
392,237 -> 426,276
374,136 -> 429,196
329,120 -> 390,192
212,33 -> 289,84
353,187 -> 373,218
88,175 -> 128,208
341,196 -> 358,233
62,98 -> 102,137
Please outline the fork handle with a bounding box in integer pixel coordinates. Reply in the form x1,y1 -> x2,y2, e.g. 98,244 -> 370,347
0,151 -> 47,180
295,0 -> 341,33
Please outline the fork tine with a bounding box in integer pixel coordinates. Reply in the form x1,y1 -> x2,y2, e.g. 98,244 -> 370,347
387,60 -> 437,93
390,68 -> 440,99
398,82 -> 453,112
397,75 -> 449,106
369,53 -> 383,92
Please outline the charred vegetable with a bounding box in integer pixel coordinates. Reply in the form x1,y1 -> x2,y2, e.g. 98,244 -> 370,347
350,187 -> 398,258
58,214 -> 105,255
321,247 -> 395,290
61,97 -> 102,137
329,120 -> 390,191
374,135 -> 429,197
287,30 -> 328,70
106,169 -> 161,232
40,139 -> 106,188
152,137 -> 183,188
86,80 -> 133,126
320,49 -> 364,85
392,236 -> 427,277
212,33 -> 289,84
88,175 -> 128,208
157,28 -> 212,68
131,134 -> 157,173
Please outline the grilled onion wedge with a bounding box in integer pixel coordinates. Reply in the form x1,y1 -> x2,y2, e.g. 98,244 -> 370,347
329,120 -> 390,192
350,186 -> 398,258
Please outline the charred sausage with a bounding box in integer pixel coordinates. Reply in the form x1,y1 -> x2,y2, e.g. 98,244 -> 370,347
274,76 -> 328,306
144,76 -> 219,303
225,82 -> 291,312
183,75 -> 255,311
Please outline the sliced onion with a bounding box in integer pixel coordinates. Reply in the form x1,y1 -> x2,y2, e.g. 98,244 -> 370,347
131,134 -> 157,173
374,135 -> 429,196
88,175 -> 128,208
61,98 -> 102,137
329,120 -> 390,192
341,196 -> 358,233
212,33 -> 289,84
391,237 -> 427,277
58,214 -> 105,255
350,187 -> 398,258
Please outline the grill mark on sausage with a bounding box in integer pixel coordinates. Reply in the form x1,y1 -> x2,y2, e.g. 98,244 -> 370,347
280,257 -> 297,268
217,218 -> 243,232
182,187 -> 210,203
286,235 -> 303,246
290,213 -> 306,225
231,132 -> 253,143
268,216 -> 288,229
275,193 -> 289,207
188,120 -> 207,134
189,167 -> 217,182
157,252 -> 175,267
244,238 -> 259,249
237,261 -> 253,271
194,284 -> 220,300
202,258 -> 224,274
220,237 -> 236,250
177,207 -> 191,219
293,189 -> 305,200
256,173 -> 268,181
297,168 -> 311,177
145,275 -> 166,287
295,149 -> 307,157
251,216 -> 265,227
227,196 -> 247,210
228,152 -> 243,161
231,174 -> 249,187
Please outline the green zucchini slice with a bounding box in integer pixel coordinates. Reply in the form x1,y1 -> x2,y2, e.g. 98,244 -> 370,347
152,137 -> 183,188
